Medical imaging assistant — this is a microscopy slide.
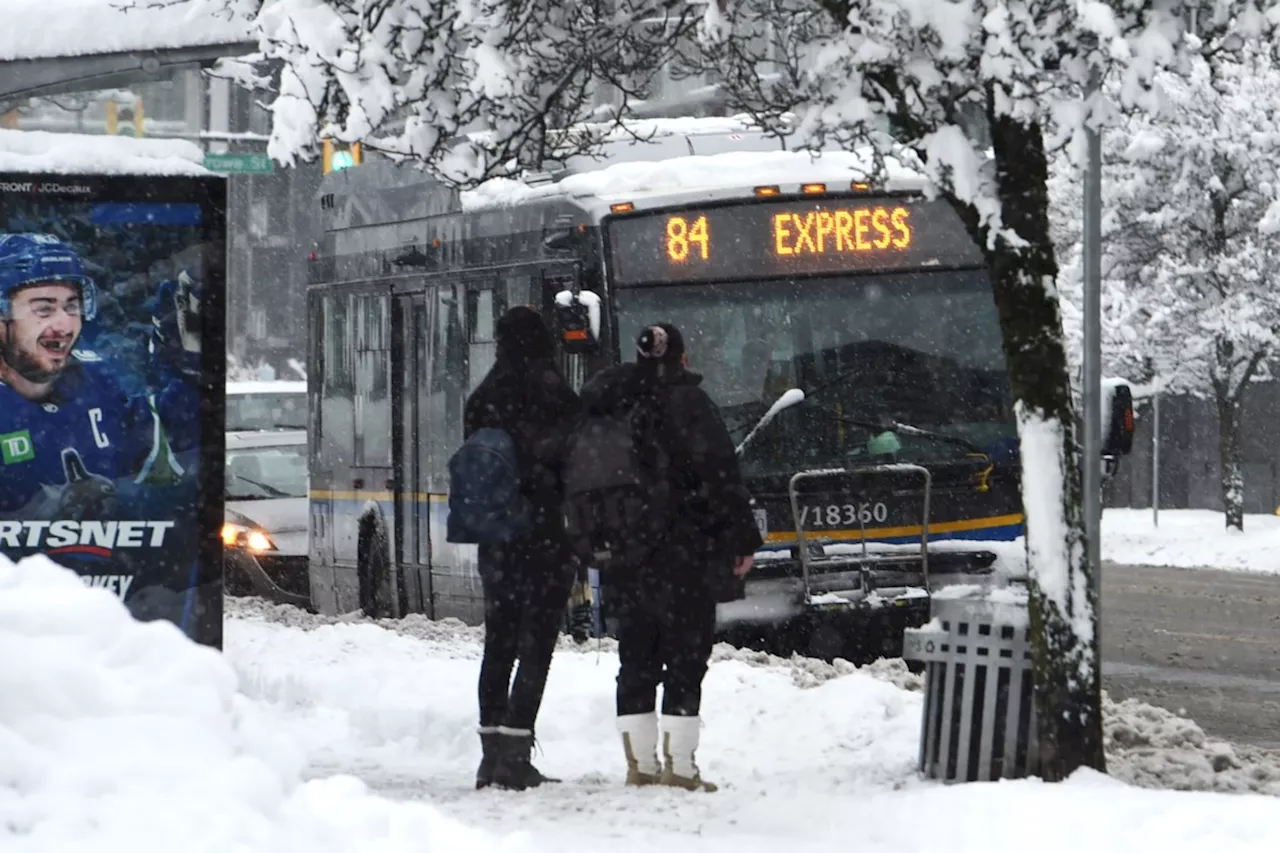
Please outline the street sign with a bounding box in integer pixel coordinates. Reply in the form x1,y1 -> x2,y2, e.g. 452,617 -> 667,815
203,152 -> 274,174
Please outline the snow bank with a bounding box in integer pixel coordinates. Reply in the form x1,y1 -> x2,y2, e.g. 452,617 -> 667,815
0,556 -> 524,853
0,130 -> 209,176
0,0 -> 252,61
1102,508 -> 1280,573
225,596 -> 1280,853
12,551 -> 1280,853
1106,695 -> 1280,795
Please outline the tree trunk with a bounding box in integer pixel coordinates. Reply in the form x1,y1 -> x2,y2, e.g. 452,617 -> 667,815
984,104 -> 1106,780
1217,391 -> 1245,531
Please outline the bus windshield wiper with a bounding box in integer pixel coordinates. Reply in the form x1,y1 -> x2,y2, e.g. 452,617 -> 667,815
813,407 -> 990,458
735,388 -> 806,456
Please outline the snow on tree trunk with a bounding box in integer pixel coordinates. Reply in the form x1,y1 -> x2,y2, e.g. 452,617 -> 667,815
986,109 -> 1105,779
1216,389 -> 1245,532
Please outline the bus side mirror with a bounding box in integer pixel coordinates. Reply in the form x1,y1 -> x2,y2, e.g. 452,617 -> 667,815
1102,379 -> 1135,457
554,289 -> 600,355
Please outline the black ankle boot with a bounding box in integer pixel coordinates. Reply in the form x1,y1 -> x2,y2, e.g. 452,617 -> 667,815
492,728 -> 560,791
476,728 -> 502,790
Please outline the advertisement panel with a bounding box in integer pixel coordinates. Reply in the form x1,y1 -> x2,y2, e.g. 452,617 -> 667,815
0,173 -> 226,647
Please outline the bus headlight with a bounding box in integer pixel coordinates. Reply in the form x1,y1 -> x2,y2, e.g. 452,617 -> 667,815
221,522 -> 277,553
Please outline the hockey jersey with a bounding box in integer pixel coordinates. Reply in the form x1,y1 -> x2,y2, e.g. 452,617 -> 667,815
0,350 -> 180,518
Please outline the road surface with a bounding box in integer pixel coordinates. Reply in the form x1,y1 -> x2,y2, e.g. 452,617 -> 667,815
1102,562 -> 1280,749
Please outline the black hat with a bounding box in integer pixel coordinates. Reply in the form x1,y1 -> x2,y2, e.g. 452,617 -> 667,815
496,305 -> 554,362
636,323 -> 684,366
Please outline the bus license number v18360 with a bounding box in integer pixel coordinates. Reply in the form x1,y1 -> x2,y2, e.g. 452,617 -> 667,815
799,502 -> 890,529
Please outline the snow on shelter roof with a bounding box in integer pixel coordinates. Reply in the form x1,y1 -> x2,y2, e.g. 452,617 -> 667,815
0,129 -> 211,176
0,0 -> 252,62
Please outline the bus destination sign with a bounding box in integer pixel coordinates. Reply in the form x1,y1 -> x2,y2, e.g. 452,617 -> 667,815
607,197 -> 983,285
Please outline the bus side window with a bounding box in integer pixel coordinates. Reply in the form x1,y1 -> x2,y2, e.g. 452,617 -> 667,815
320,292 -> 353,464
503,271 -> 534,312
426,284 -> 467,481
354,292 -> 392,467
466,284 -> 505,392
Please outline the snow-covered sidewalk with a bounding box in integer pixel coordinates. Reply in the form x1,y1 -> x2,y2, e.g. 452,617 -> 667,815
7,554 -> 1280,853
1102,508 -> 1280,573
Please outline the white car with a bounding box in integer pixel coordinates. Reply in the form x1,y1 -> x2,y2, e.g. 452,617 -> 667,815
226,380 -> 307,432
223,428 -> 311,609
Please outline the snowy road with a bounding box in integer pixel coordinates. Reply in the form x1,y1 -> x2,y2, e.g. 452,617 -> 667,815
1102,562 -> 1280,749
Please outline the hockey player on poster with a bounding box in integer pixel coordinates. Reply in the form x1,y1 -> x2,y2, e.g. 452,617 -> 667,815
0,233 -> 195,524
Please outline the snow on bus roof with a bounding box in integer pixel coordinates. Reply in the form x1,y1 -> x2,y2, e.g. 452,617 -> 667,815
462,147 -> 927,212
0,129 -> 211,177
0,0 -> 252,61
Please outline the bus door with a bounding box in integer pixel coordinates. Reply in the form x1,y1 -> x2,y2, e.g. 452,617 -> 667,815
392,290 -> 434,616
348,289 -> 402,616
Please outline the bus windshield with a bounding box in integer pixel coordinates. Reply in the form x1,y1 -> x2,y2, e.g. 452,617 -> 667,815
613,269 -> 1016,477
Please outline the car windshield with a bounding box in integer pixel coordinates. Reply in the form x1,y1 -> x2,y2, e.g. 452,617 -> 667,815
226,392 -> 307,431
614,269 -> 1016,478
225,444 -> 308,500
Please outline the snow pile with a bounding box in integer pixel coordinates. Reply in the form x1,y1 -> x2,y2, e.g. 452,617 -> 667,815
1105,695 -> 1280,796
12,557 -> 1280,853
224,600 -> 1280,853
1102,508 -> 1280,573
0,130 -> 209,176
0,555 -> 527,853
0,0 -> 252,61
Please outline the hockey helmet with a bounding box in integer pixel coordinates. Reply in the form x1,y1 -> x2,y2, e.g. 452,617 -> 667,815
0,233 -> 98,321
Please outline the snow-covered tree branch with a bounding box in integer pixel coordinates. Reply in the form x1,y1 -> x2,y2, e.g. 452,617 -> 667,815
201,0 -> 703,183
1054,42 -> 1280,530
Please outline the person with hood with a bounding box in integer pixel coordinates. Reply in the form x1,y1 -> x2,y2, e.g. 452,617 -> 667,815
463,305 -> 581,791
577,323 -> 762,792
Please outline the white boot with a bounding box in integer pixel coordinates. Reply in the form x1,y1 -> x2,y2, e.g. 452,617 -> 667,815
660,715 -> 717,792
617,712 -> 661,786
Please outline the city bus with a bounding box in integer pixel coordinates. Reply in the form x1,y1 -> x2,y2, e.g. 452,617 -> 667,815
305,119 -> 1134,661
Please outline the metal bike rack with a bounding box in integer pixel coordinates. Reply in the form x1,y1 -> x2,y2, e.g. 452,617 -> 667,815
786,464 -> 933,601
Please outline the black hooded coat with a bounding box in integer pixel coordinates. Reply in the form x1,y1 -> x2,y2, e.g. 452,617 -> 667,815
577,358 -> 763,593
463,306 -> 582,546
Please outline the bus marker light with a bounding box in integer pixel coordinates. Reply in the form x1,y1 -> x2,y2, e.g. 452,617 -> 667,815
801,183 -> 827,194
610,202 -> 635,213
754,186 -> 780,196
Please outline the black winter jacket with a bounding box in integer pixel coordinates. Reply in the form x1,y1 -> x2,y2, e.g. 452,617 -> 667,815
579,362 -> 764,566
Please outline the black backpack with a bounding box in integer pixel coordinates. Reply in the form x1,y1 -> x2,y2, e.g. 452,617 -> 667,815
561,392 -> 671,568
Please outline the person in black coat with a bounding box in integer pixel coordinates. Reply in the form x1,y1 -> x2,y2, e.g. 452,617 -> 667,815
579,323 -> 763,792
463,306 -> 581,791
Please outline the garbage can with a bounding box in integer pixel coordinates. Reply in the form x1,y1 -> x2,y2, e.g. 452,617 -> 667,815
902,586 -> 1040,782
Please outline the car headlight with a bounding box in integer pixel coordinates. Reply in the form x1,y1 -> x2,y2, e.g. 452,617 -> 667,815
221,522 -> 277,553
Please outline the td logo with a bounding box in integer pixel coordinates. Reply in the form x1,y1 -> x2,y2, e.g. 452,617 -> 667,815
0,430 -> 34,464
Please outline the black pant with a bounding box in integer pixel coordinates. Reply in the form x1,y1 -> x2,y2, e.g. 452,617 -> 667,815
477,535 -> 574,733
613,566 -> 717,718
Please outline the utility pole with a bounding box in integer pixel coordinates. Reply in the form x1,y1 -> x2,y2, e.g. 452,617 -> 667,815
1083,66 -> 1103,608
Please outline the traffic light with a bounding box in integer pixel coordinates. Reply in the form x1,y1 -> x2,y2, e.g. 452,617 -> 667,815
105,98 -> 145,137
323,139 -> 361,174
